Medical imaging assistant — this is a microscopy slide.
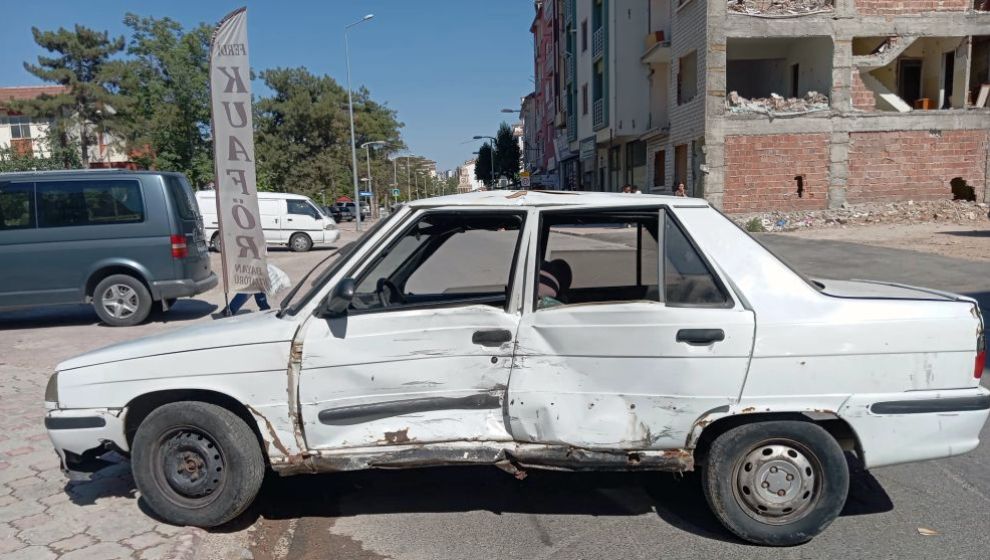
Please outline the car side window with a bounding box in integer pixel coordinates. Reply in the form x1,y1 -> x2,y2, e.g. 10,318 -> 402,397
537,211 -> 660,309
664,216 -> 730,306
350,212 -> 524,312
0,182 -> 36,230
37,180 -> 144,228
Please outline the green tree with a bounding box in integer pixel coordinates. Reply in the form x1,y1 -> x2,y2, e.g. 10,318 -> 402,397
494,121 -> 521,183
474,143 -> 494,188
254,67 -> 404,200
16,25 -> 127,166
0,128 -> 83,172
116,14 -> 213,186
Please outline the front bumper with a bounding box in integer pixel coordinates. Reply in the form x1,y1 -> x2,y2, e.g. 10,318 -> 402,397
840,387 -> 990,469
46,408 -> 129,481
153,272 -> 219,300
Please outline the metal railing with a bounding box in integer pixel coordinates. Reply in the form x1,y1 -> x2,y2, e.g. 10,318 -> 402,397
567,112 -> 577,142
593,98 -> 605,128
592,27 -> 604,60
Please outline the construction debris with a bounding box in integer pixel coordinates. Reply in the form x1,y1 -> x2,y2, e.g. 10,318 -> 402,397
728,0 -> 834,16
727,91 -> 830,115
732,200 -> 990,233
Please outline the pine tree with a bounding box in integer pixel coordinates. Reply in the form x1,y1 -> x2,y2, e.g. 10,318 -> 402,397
17,25 -> 127,166
474,143 -> 494,188
494,121 -> 521,183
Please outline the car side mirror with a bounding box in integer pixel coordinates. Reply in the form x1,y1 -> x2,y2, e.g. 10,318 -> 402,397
317,278 -> 356,318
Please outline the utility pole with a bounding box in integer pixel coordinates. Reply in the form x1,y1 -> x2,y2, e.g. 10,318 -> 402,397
345,14 -> 375,231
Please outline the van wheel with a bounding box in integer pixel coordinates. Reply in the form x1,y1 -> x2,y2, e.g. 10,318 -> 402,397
210,232 -> 221,252
131,401 -> 264,528
289,233 -> 312,252
93,274 -> 152,327
701,421 -> 849,546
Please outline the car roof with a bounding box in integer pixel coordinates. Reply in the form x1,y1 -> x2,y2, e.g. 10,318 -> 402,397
0,169 -> 183,180
407,190 -> 709,209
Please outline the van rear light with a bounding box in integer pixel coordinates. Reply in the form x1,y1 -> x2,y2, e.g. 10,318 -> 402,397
170,234 -> 188,259
977,349 -> 986,379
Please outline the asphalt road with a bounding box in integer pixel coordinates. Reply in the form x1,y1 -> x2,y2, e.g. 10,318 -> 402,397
233,233 -> 990,560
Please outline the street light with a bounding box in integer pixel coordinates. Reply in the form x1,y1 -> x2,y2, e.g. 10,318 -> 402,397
361,140 -> 386,219
345,13 -> 375,232
473,135 -> 497,189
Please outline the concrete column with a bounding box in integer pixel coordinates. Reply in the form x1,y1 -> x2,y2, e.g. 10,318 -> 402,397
828,130 -> 850,208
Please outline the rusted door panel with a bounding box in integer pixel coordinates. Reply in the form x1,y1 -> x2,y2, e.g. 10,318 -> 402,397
507,304 -> 755,449
299,305 -> 517,449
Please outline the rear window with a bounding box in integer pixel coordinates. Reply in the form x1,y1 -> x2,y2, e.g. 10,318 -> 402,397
165,175 -> 198,220
37,180 -> 144,228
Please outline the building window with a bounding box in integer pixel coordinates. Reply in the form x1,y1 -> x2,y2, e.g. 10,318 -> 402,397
5,116 -> 33,139
674,144 -> 688,188
653,150 -> 666,188
581,20 -> 588,52
625,141 -> 647,186
582,84 -> 589,115
678,51 -> 698,105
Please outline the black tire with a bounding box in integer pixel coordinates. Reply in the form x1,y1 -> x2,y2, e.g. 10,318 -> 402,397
131,401 -> 264,528
92,274 -> 153,327
289,232 -> 312,252
701,421 -> 849,546
210,232 -> 221,253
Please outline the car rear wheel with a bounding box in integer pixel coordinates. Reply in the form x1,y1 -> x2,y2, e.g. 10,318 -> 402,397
210,232 -> 221,252
701,421 -> 849,546
289,232 -> 312,252
93,274 -> 152,327
131,401 -> 264,528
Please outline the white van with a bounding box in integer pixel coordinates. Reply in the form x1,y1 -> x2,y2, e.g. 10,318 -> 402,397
196,191 -> 339,253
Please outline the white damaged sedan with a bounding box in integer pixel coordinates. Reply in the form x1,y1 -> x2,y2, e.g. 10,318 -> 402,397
45,191 -> 988,545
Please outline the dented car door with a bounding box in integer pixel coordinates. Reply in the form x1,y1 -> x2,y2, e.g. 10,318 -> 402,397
298,209 -> 528,449
507,206 -> 755,450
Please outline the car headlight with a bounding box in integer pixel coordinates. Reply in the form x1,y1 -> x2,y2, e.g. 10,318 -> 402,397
325,222 -> 337,230
45,372 -> 59,405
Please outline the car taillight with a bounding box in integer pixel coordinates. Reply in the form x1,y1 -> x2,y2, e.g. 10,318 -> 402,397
171,234 -> 188,259
977,349 -> 986,379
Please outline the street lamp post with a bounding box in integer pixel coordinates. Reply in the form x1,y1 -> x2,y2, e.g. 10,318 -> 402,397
361,141 -> 386,219
473,135 -> 497,189
345,13 -> 374,232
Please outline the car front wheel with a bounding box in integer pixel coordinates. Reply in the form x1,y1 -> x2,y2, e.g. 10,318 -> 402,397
701,420 -> 849,546
131,401 -> 264,528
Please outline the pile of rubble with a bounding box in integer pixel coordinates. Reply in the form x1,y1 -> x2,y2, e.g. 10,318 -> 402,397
727,91 -> 830,114
727,0 -> 834,16
732,200 -> 990,232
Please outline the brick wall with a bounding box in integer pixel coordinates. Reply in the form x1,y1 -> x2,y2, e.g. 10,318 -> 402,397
847,130 -> 988,202
851,70 -> 877,111
854,1 -> 970,15
724,133 -> 830,213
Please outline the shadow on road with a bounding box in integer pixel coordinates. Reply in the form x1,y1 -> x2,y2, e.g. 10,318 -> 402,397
205,458 -> 892,543
0,299 -> 216,330
937,230 -> 990,238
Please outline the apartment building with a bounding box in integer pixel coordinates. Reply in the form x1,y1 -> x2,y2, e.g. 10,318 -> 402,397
529,0 -> 990,210
0,85 -> 134,168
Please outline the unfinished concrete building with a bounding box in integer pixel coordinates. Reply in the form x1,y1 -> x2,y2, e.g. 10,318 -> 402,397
705,0 -> 990,212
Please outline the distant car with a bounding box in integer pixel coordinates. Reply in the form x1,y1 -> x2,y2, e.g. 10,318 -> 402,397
320,204 -> 342,223
335,201 -> 369,220
197,191 -> 339,253
0,169 -> 216,326
45,191 -> 988,544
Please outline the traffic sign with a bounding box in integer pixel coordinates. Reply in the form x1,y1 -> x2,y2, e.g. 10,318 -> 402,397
392,188 -> 401,197
359,191 -> 372,197
521,176 -> 531,187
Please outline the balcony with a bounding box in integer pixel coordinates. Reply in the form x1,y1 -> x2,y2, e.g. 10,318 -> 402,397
592,27 -> 604,60
567,113 -> 577,142
593,98 -> 605,129
564,0 -> 574,25
641,31 -> 672,65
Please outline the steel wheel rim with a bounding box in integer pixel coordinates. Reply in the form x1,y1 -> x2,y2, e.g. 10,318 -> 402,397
731,438 -> 822,525
151,426 -> 226,508
101,284 -> 139,319
292,236 -> 308,251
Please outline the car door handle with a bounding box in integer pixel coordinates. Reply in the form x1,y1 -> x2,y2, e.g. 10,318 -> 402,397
472,329 -> 512,347
676,329 -> 725,345
287,218 -> 293,222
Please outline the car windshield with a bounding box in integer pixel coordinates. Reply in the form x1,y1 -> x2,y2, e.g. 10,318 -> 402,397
279,209 -> 402,316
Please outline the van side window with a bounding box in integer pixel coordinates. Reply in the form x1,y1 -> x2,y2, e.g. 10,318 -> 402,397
0,183 -> 36,230
37,180 -> 144,228
287,199 -> 319,219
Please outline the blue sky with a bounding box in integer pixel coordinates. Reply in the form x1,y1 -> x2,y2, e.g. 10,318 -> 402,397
0,0 -> 536,171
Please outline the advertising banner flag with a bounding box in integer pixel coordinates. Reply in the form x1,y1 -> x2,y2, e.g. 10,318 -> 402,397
209,7 -> 269,295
